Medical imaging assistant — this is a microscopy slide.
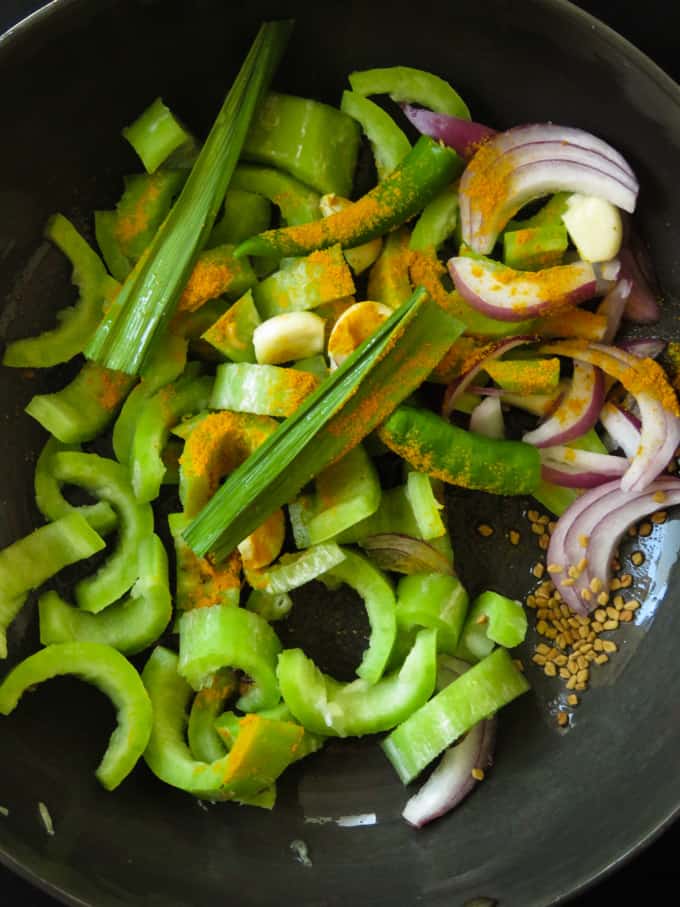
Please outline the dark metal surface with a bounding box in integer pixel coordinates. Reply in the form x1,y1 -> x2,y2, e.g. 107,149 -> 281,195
0,1 -> 679,905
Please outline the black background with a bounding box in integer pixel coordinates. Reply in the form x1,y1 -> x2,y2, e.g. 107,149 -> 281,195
0,0 -> 678,904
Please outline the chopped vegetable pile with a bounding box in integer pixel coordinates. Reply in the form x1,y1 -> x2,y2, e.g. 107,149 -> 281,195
1,19 -> 678,830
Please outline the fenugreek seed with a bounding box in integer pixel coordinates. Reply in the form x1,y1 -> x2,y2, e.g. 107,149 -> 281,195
538,514 -> 550,525
594,609 -> 607,623
537,608 -> 550,620
526,595 -> 537,609
548,521 -> 557,534
563,630 -> 574,645
555,654 -> 568,666
609,578 -> 621,591
566,675 -> 577,690
539,581 -> 554,595
579,643 -> 593,654
509,530 -> 521,546
588,577 -> 602,594
576,669 -> 589,684
553,589 -> 562,602
639,522 -> 653,536
567,694 -> 579,706
575,682 -> 587,691
606,606 -> 619,621
593,638 -> 603,651
568,660 -> 578,675
471,768 -> 485,781
627,526 -> 638,538
532,654 -> 547,666
620,610 -> 634,622
527,509 -> 540,523
595,654 -> 609,665
619,574 -> 633,589
577,557 -> 588,572
567,565 -> 579,579
532,563 -> 545,579
559,667 -> 570,679
559,604 -> 570,619
631,551 -> 645,567
536,643 -> 550,655
513,659 -> 525,672
596,591 -> 609,606
536,620 -> 548,635
577,655 -> 588,670
557,711 -> 568,727
653,490 -> 667,504
612,558 -> 621,571
475,614 -> 489,625
591,620 -> 604,633
539,534 -> 550,550
613,595 -> 625,609
544,662 -> 557,677
548,563 -> 564,574
477,524 -> 494,537
652,511 -> 667,524
535,593 -> 551,605
602,640 -> 618,654
568,617 -> 580,629
627,599 -> 641,611
561,578 -> 576,587
546,648 -> 559,661
545,627 -> 557,640
585,651 -> 596,663
579,626 -> 589,639
556,634 -> 566,650
603,619 -> 619,631
531,522 -> 544,536
579,534 -> 589,548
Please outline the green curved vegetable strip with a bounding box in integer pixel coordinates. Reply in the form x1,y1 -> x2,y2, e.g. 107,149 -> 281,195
178,605 -> 282,711
51,451 -> 154,612
366,227 -> 413,310
130,374 -> 213,503
142,646 -> 300,800
349,65 -> 471,119
208,188 -> 271,248
34,437 -> 118,535
396,573 -> 469,655
187,669 -> 236,763
0,641 -> 152,790
410,187 -> 459,252
38,534 -> 172,655
3,214 -> 116,368
0,512 -> 105,658
340,90 -> 411,181
277,628 -> 437,737
123,97 -> 197,174
230,163 -> 321,225
324,548 -> 396,685
455,590 -> 527,663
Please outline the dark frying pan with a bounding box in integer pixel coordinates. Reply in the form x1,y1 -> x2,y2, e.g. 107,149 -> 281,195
1,1 -> 680,905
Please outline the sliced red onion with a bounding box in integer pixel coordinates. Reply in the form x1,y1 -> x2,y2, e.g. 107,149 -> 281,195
617,338 -> 666,359
448,256 -> 597,322
469,396 -> 505,439
599,402 -> 641,458
400,103 -> 496,159
618,247 -> 661,324
598,278 -> 632,343
460,125 -> 638,254
540,446 -> 628,488
402,718 -> 497,828
442,337 -> 531,417
523,363 -> 603,447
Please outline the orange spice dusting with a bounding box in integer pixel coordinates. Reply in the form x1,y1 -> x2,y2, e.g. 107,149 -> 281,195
87,367 -> 130,410
538,309 -> 607,341
328,301 -> 391,365
484,357 -> 560,395
178,544 -> 242,610
367,227 -> 413,306
115,178 -> 161,250
178,249 -> 242,313
463,140 -> 515,243
238,508 -> 285,570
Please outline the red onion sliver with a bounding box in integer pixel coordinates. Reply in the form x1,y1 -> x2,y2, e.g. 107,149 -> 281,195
620,392 -> 671,492
540,447 -> 628,487
541,464 -> 620,488
598,278 -> 632,343
400,104 -> 496,159
448,256 -> 597,322
523,363 -> 603,448
599,402 -> 641,458
619,247 -> 661,324
617,338 -> 666,359
402,718 -> 497,828
469,396 -> 505,439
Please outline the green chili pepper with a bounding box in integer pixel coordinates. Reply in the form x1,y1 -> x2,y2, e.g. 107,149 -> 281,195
455,590 -> 527,663
277,628 -> 437,737
378,406 -> 541,496
366,227 -> 413,310
3,215 -> 118,368
288,445 -> 381,547
340,91 -> 411,181
26,361 -> 135,444
0,641 -> 152,790
210,362 -> 320,418
0,512 -> 105,659
382,647 -> 529,784
349,65 -> 470,119
396,574 -> 469,655
187,668 -> 237,763
243,92 -> 361,197
112,332 -> 189,464
130,374 -> 213,503
38,534 -> 172,655
208,188 -> 271,248
409,186 -> 459,252
34,437 -> 118,535
236,136 -> 461,260
143,646 -> 301,802
252,244 -> 355,319
50,451 -> 154,612
231,163 -> 321,226
178,605 -> 282,711
168,513 -> 241,611
123,97 -> 197,174
200,289 -> 261,362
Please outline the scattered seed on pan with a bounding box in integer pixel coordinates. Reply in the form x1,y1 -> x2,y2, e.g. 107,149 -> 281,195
508,530 -> 521,545
477,523 -> 494,537
631,551 -> 645,567
638,522 -> 653,537
652,511 -> 667,524
557,711 -> 568,727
